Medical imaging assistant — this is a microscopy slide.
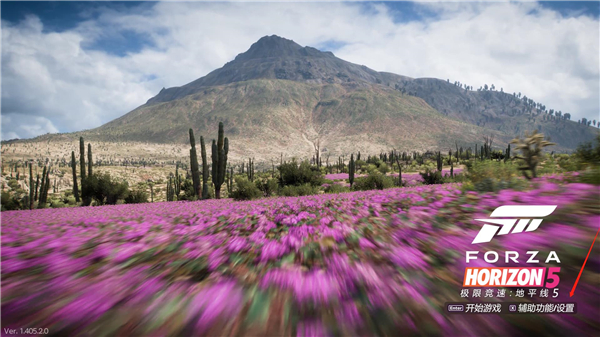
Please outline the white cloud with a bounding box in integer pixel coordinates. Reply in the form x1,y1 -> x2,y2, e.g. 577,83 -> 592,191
1,2 -> 598,140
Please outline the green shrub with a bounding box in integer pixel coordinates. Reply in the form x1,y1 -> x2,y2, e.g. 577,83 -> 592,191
557,155 -> 581,172
280,184 -> 319,197
7,179 -> 19,190
466,160 -> 518,184
536,156 -> 560,176
464,177 -> 528,193
178,179 -> 198,201
1,191 -> 21,211
231,177 -> 262,200
378,163 -> 390,174
82,173 -> 129,205
279,160 -> 323,187
443,174 -> 469,184
353,173 -> 394,191
49,198 -> 67,208
324,184 -> 350,194
255,178 -> 279,197
578,167 -> 600,185
65,195 -> 77,205
365,164 -> 379,175
125,189 -> 149,204
420,169 -> 444,185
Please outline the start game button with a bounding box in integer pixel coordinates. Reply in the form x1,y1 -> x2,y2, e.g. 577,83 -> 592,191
447,304 -> 464,312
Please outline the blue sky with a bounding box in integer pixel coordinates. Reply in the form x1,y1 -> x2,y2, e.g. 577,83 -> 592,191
1,1 -> 599,140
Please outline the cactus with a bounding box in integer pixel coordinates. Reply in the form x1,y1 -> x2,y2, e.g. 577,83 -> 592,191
349,153 -> 355,187
39,166 -> 47,206
175,164 -> 181,196
167,175 -> 176,202
226,166 -> 233,195
511,130 -> 555,180
167,177 -> 171,201
247,158 -> 251,180
200,136 -> 209,200
34,174 -> 39,201
87,143 -> 93,177
436,152 -> 442,171
71,151 -> 80,202
211,122 -> 229,199
79,137 -> 86,181
279,154 -> 284,187
38,165 -> 50,207
28,163 -> 33,210
189,129 -> 201,198
504,144 -> 511,163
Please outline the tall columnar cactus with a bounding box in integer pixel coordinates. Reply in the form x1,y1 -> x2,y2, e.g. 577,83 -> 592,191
28,163 -> 34,210
229,167 -> 234,194
44,167 -> 50,202
211,122 -> 229,199
200,136 -> 209,200
349,154 -> 355,187
167,176 -> 172,201
511,130 -> 555,180
189,129 -> 201,198
38,165 -> 51,207
71,151 -> 80,202
174,164 -> 181,196
226,166 -> 233,195
279,154 -> 284,187
247,158 -> 251,180
437,152 -> 442,171
504,144 -> 511,163
39,165 -> 47,206
87,143 -> 93,177
250,158 -> 254,181
79,137 -> 86,181
34,174 -> 39,201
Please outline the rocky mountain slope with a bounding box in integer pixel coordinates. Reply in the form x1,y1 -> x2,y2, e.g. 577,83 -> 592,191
16,35 -> 599,160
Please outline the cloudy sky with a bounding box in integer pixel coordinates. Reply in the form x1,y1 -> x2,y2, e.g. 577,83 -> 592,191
1,1 -> 598,140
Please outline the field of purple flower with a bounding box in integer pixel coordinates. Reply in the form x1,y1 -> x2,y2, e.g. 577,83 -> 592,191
1,176 -> 599,336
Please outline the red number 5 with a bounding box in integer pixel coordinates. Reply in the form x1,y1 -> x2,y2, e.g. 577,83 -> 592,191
545,267 -> 560,288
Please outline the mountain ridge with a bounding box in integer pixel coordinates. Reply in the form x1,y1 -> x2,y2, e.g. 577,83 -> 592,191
146,35 -> 412,105
10,35 -> 598,160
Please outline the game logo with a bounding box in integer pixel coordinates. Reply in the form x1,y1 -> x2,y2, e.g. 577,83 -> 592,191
447,205 -> 598,315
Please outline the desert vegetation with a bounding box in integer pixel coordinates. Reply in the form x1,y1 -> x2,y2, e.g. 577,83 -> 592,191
2,125 -> 599,210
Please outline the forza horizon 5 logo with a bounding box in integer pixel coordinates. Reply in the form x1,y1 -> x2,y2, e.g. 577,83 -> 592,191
471,205 -> 557,244
447,201 -> 600,314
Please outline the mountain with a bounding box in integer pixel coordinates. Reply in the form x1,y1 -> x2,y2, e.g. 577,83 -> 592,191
30,35 -> 600,160
146,36 -> 411,105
